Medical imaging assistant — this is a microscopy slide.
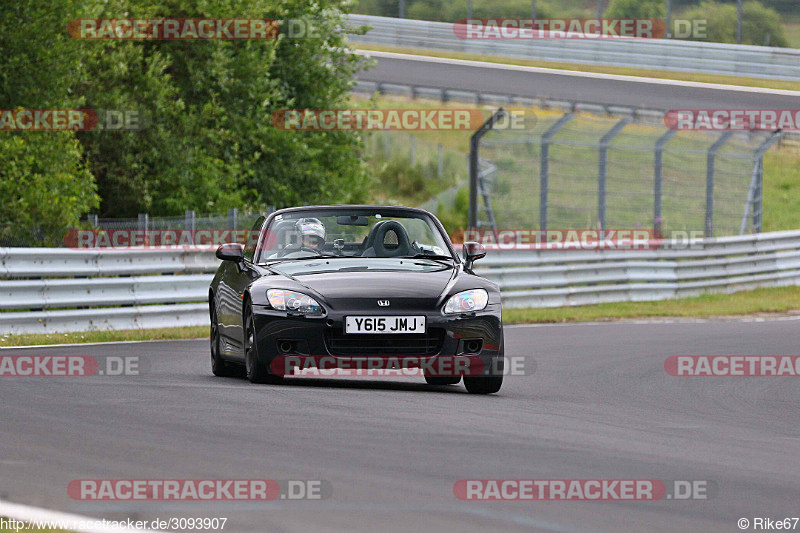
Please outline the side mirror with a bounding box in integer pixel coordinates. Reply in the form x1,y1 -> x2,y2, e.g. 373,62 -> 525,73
216,242 -> 245,263
463,241 -> 486,270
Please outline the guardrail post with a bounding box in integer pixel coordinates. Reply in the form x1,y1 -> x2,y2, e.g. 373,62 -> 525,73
437,144 -> 444,179
654,130 -> 677,234
228,208 -> 238,231
741,131 -> 783,234
469,108 -> 508,231
598,117 -> 632,231
706,132 -> 734,238
540,113 -> 575,231
185,210 -> 195,244
666,0 -> 672,38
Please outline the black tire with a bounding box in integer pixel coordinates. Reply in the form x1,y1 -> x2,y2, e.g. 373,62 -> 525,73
244,304 -> 282,384
424,375 -> 461,386
463,375 -> 503,394
210,303 -> 238,377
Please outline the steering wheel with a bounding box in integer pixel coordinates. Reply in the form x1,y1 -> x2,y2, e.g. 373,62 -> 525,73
370,220 -> 411,257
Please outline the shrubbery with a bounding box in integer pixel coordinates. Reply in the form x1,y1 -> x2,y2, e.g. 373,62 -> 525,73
681,0 -> 787,46
604,0 -> 665,19
1,0 -> 371,239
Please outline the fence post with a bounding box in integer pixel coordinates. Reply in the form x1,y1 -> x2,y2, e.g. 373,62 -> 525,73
228,208 -> 238,231
539,113 -> 574,231
87,214 -> 98,227
654,130 -> 677,234
437,144 -> 444,179
384,130 -> 390,158
185,210 -> 195,244
469,108 -> 507,231
740,131 -> 782,234
410,134 -> 416,166
137,213 -> 148,232
598,117 -> 632,231
706,132 -> 734,238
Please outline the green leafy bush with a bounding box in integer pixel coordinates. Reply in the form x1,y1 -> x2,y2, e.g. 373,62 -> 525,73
680,0 -> 788,46
0,133 -> 99,245
604,0 -> 665,18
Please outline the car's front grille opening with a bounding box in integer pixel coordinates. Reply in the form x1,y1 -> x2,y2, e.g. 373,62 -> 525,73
325,328 -> 445,356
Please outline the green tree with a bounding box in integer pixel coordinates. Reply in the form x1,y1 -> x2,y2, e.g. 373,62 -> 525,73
0,134 -> 99,245
681,0 -> 787,46
76,0 -> 371,216
0,0 -> 99,244
604,0 -> 665,19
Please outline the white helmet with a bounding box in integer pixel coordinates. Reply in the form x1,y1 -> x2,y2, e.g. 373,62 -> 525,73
296,218 -> 326,245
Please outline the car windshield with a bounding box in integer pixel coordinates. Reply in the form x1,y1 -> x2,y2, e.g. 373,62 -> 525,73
257,208 -> 453,262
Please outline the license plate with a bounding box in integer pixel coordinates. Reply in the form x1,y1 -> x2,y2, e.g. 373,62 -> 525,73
345,316 -> 426,334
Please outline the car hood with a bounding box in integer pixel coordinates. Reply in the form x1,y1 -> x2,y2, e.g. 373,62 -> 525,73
270,259 -> 457,311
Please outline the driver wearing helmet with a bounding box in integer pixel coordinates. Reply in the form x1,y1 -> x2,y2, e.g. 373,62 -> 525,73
296,217 -> 326,250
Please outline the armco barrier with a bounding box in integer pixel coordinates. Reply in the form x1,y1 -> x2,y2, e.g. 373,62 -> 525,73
2,230 -> 800,334
347,15 -> 800,81
0,248 -> 218,335
474,230 -> 800,307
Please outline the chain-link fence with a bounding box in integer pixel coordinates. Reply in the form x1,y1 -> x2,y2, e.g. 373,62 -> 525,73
0,209 -> 272,248
87,209 -> 269,233
473,109 -> 782,237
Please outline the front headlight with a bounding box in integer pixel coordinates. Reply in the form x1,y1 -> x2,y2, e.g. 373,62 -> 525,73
443,289 -> 489,314
267,289 -> 323,315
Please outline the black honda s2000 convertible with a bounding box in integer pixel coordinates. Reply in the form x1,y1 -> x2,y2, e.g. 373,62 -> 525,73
209,205 -> 503,394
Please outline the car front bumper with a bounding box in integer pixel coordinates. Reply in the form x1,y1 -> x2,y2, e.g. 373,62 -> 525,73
251,304 -> 503,377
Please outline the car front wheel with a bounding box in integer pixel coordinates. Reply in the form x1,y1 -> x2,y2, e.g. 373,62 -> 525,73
244,304 -> 283,385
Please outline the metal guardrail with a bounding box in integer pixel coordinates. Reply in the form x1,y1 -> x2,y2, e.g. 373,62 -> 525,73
347,15 -> 800,81
474,230 -> 800,308
0,248 -> 217,335
2,229 -> 800,333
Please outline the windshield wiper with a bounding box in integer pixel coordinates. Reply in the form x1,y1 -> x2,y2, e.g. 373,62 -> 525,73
402,254 -> 455,261
261,252 -> 346,264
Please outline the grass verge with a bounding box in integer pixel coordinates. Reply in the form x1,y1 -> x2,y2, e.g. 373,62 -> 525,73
0,326 -> 208,347
355,43 -> 800,92
357,93 -> 800,233
2,287 -> 800,346
503,285 -> 800,324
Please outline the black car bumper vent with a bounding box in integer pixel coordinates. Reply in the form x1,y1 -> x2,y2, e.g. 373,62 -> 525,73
324,328 -> 445,356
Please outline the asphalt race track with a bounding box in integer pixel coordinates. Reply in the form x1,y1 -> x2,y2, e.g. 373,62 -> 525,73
2,319 -> 800,532
355,51 -> 800,111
